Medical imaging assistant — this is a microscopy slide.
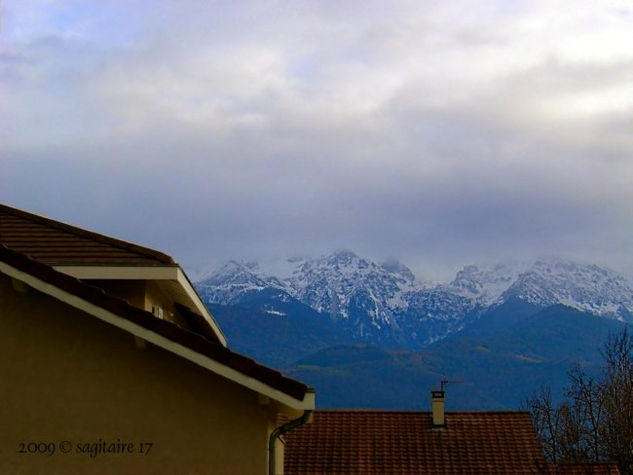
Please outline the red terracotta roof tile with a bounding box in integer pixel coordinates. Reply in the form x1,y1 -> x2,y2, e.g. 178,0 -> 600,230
284,410 -> 550,474
552,462 -> 621,474
0,203 -> 174,266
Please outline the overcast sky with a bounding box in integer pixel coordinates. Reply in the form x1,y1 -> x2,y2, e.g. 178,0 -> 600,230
2,1 -> 633,280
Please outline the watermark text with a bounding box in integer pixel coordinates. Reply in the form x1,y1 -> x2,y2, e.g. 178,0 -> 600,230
18,439 -> 153,458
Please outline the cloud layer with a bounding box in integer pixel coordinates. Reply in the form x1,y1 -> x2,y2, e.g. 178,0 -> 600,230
2,1 -> 633,279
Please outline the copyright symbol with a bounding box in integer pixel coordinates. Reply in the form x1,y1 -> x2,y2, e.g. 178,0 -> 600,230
59,441 -> 72,453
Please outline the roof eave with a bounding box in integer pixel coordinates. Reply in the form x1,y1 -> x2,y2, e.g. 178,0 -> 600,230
53,264 -> 227,347
0,255 -> 311,410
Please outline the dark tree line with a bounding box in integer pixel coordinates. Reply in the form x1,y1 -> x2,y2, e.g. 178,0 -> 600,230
525,326 -> 633,474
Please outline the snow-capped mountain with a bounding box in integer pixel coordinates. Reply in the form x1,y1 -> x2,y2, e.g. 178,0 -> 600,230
395,287 -> 482,344
196,260 -> 287,305
195,252 -> 633,347
447,262 -> 528,306
197,250 -> 439,344
502,258 -> 633,321
287,250 -> 418,324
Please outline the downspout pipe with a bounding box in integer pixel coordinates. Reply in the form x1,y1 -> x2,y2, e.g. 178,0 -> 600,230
268,410 -> 313,475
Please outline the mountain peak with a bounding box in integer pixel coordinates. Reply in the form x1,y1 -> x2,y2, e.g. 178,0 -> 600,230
212,259 -> 257,278
448,262 -> 526,305
328,249 -> 360,263
196,259 -> 286,305
503,259 -> 633,320
380,259 -> 416,283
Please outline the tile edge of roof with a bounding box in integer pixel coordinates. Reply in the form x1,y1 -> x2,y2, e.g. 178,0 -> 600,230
0,203 -> 176,265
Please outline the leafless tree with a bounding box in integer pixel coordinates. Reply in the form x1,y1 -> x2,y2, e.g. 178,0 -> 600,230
525,386 -> 563,461
526,326 -> 633,474
600,327 -> 633,474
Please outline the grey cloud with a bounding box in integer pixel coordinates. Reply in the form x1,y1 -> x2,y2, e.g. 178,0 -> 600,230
2,1 -> 633,280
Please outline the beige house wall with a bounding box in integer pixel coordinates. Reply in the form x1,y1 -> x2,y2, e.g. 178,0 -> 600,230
144,279 -> 173,317
0,273 -> 276,475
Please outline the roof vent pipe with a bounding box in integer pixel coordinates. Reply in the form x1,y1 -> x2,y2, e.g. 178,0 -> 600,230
431,390 -> 445,427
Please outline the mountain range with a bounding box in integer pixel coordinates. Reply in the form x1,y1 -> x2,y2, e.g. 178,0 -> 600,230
193,251 -> 632,409
195,251 -> 633,348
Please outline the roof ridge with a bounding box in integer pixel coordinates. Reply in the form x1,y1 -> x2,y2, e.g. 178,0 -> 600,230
0,203 -> 175,265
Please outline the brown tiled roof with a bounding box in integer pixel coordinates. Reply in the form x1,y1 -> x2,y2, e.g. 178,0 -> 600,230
552,462 -> 621,474
0,203 -> 174,266
283,410 -> 550,474
0,244 -> 308,401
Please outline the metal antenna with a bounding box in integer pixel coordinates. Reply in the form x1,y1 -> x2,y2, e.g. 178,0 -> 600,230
440,379 -> 464,391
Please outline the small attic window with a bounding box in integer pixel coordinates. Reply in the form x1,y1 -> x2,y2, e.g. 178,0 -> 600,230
151,305 -> 164,319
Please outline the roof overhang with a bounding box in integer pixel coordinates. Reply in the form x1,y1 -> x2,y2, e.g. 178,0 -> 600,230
53,264 -> 227,347
1,260 -> 314,411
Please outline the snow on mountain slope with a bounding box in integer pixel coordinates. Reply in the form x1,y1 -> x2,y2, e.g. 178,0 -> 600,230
397,286 -> 483,344
287,250 -> 419,326
502,258 -> 633,321
447,262 -> 528,306
195,260 -> 287,305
